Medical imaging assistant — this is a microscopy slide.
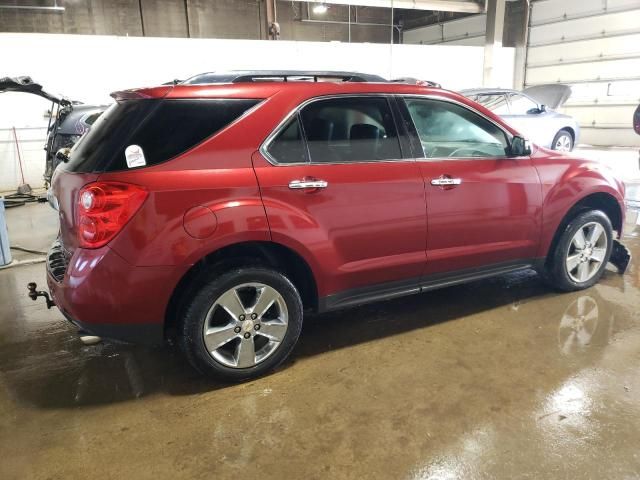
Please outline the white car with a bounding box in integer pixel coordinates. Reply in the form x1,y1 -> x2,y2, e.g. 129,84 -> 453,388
462,85 -> 579,152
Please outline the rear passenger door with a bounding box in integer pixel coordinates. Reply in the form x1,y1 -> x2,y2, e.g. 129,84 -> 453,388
252,96 -> 427,304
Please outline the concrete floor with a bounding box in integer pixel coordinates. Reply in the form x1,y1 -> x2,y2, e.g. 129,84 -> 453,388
1,202 -> 640,480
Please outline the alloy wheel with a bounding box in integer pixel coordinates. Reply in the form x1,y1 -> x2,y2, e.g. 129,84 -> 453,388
565,222 -> 608,283
555,134 -> 572,152
202,282 -> 289,368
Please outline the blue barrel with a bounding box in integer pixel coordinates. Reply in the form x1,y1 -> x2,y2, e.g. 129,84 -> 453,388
0,198 -> 11,266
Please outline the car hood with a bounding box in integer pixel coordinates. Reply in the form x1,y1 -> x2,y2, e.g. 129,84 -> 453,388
0,76 -> 71,106
523,84 -> 572,109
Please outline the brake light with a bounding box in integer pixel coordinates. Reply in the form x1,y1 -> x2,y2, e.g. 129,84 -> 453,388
76,182 -> 148,249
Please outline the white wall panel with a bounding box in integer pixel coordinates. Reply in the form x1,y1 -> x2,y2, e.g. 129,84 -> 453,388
526,57 -> 640,84
529,9 -> 640,45
0,33 -> 513,191
527,33 -> 640,66
440,35 -> 486,46
563,104 -> 638,128
526,0 -> 640,147
531,0 -> 640,25
404,14 -> 485,45
579,128 -> 640,147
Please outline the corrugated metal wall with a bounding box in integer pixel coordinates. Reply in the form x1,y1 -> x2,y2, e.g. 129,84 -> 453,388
526,0 -> 640,147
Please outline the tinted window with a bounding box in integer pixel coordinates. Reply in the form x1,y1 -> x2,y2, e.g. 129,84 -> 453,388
509,94 -> 539,115
472,94 -> 509,114
405,98 -> 510,158
299,97 -> 402,163
266,115 -> 307,164
65,98 -> 260,172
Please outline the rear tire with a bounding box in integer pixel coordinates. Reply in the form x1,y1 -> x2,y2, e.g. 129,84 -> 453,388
179,267 -> 303,382
552,129 -> 573,152
544,210 -> 613,291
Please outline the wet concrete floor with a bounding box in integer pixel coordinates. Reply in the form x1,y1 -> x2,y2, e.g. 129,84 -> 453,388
1,203 -> 640,479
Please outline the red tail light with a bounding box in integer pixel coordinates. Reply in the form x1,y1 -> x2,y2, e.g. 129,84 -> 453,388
76,182 -> 148,249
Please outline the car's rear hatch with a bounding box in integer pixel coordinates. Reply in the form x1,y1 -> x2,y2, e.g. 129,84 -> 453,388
523,84 -> 572,110
0,76 -> 69,106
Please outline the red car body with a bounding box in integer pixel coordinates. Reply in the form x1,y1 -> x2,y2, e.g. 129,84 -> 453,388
46,80 -> 626,345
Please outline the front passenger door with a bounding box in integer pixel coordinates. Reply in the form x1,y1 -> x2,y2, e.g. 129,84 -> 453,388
400,96 -> 543,275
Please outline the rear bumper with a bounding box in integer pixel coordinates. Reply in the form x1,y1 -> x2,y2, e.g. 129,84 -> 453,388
46,242 -> 187,346
58,309 -> 164,345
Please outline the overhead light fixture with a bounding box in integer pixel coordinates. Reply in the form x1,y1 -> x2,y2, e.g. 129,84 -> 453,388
313,3 -> 328,14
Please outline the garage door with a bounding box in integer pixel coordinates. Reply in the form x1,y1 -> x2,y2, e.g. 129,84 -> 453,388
526,0 -> 640,147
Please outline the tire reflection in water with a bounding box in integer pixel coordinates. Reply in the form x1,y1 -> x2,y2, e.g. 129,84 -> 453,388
557,295 -> 613,356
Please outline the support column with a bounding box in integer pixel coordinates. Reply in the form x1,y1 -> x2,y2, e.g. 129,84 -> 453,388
512,0 -> 530,90
483,0 -> 506,86
264,0 -> 279,40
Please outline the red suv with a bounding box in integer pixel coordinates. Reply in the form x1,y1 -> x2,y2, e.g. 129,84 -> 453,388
34,71 -> 629,381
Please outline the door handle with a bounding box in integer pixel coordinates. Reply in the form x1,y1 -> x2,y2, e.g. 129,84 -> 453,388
431,176 -> 461,187
288,179 -> 328,189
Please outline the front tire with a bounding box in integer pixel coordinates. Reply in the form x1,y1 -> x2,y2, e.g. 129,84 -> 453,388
545,210 -> 613,291
179,267 -> 303,382
552,129 -> 573,152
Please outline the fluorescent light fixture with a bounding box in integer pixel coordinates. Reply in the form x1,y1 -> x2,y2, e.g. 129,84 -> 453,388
313,3 -> 328,14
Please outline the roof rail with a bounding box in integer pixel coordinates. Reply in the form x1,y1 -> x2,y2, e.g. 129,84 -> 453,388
391,77 -> 441,88
182,70 -> 387,85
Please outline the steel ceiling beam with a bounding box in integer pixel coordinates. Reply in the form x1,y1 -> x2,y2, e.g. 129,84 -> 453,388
292,0 -> 486,14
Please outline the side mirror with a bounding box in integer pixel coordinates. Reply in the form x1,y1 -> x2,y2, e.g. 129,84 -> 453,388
634,105 -> 640,135
539,104 -> 547,113
511,136 -> 532,157
55,147 -> 71,163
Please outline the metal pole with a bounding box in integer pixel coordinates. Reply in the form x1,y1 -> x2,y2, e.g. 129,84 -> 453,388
348,4 -> 351,43
265,0 -> 277,40
388,0 -> 394,79
184,0 -> 191,38
12,127 -> 26,186
138,0 -> 146,36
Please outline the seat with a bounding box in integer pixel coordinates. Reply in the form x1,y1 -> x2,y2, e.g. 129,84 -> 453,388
307,118 -> 339,163
350,123 -> 381,160
308,118 -> 334,141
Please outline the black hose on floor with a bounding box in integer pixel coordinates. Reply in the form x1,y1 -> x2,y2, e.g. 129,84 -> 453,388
3,192 -> 45,208
10,245 -> 48,255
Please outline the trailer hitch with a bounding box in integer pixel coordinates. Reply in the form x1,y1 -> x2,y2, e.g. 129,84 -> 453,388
27,282 -> 55,309
610,240 -> 631,274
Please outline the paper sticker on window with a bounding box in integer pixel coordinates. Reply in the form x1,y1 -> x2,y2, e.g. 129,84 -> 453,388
125,145 -> 146,168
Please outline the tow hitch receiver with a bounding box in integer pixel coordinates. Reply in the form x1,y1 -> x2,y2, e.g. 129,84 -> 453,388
610,240 -> 631,274
27,282 -> 55,309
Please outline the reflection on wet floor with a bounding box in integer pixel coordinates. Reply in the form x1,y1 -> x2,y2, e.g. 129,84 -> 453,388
1,214 -> 639,479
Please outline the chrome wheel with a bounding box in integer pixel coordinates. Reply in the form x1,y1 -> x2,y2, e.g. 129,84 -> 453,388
566,222 -> 608,283
202,282 -> 288,369
554,134 -> 572,152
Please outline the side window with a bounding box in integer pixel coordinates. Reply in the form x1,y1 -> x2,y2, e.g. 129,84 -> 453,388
404,98 -> 510,159
473,94 -> 510,115
299,97 -> 402,163
509,94 -> 539,115
266,115 -> 308,164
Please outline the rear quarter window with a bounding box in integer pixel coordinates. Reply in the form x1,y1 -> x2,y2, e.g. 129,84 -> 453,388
66,98 -> 260,172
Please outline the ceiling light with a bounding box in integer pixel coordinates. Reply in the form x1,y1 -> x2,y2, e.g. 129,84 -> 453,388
313,3 -> 328,14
